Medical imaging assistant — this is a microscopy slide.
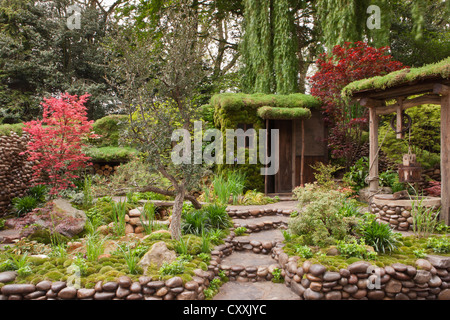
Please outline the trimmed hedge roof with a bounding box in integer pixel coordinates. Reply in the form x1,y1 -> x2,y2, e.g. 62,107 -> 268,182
342,56 -> 450,98
83,146 -> 138,162
0,123 -> 24,136
211,93 -> 321,111
257,106 -> 311,120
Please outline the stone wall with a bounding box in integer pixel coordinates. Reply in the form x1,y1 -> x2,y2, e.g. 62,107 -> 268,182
0,132 -> 33,216
0,269 -> 216,301
370,197 -> 441,231
275,248 -> 450,300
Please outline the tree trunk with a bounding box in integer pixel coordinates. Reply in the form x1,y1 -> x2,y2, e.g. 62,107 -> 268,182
170,185 -> 185,240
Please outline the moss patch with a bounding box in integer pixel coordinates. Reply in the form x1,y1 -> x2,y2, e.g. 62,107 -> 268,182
284,235 -> 450,271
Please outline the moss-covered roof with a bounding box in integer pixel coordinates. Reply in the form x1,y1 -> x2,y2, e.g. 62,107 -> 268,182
257,106 -> 311,120
342,56 -> 450,98
211,93 -> 322,112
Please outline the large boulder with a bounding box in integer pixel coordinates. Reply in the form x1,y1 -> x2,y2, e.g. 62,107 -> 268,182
138,241 -> 177,274
5,199 -> 86,240
52,198 -> 87,221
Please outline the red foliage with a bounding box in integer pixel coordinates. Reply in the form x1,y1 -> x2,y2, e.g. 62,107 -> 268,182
22,93 -> 96,194
309,42 -> 406,163
425,181 -> 441,197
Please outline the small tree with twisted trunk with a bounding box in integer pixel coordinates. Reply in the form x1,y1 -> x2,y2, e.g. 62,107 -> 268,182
108,0 -> 206,240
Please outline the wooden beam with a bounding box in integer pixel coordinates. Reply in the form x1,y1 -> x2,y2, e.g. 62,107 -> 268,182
440,93 -> 450,225
434,83 -> 450,96
353,82 -> 439,101
368,107 -> 379,198
375,94 -> 442,115
359,98 -> 384,108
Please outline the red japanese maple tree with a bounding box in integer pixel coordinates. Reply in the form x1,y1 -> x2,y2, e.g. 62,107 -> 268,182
309,42 -> 405,165
22,93 -> 95,194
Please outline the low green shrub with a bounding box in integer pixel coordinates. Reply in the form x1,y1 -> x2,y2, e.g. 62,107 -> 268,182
426,236 -> 450,253
234,227 -> 247,236
379,170 -> 405,193
238,189 -> 277,205
359,219 -> 401,254
410,196 -> 440,238
85,234 -> 106,261
209,170 -> 246,205
293,245 -> 313,259
0,253 -> 32,277
159,260 -> 185,277
271,267 -> 283,283
181,204 -> 231,236
336,239 -> 377,260
310,162 -> 343,190
11,196 -> 38,216
343,157 -> 368,193
27,185 -> 48,203
289,188 -> 358,247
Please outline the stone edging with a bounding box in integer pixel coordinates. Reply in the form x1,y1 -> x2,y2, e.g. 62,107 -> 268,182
0,268 -> 217,300
370,197 -> 441,231
273,248 -> 450,300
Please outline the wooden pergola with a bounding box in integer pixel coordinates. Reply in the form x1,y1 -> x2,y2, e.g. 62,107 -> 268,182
343,58 -> 450,225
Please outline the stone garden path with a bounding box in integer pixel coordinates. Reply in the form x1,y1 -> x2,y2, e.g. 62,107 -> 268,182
213,201 -> 300,300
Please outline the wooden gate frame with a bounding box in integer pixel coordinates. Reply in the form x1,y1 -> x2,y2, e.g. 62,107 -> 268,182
348,79 -> 450,225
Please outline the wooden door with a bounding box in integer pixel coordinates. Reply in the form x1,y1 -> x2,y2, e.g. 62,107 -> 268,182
273,120 -> 293,193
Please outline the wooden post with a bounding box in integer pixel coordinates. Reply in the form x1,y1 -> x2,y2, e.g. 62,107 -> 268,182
292,120 -> 296,190
440,93 -> 450,225
265,119 -> 269,195
369,107 -> 379,198
300,119 -> 305,187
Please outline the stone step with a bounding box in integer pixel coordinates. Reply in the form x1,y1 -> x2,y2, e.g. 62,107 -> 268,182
213,281 -> 300,300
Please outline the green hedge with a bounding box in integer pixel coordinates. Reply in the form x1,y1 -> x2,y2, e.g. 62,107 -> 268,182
84,146 -> 138,162
90,115 -> 128,147
0,123 -> 25,136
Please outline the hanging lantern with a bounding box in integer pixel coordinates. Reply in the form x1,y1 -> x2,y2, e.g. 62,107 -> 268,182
398,153 -> 422,183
